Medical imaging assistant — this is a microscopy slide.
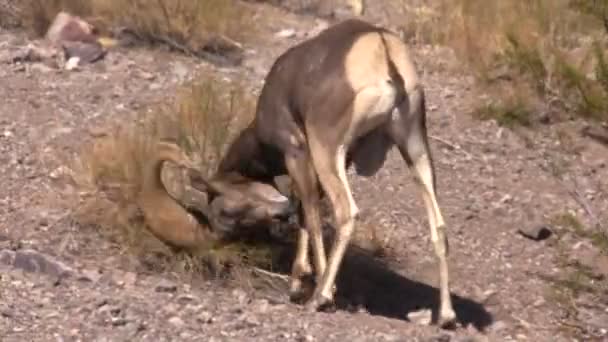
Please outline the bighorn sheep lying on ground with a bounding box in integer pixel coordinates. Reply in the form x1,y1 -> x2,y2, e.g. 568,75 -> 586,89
203,18 -> 457,326
137,141 -> 217,251
136,141 -> 295,252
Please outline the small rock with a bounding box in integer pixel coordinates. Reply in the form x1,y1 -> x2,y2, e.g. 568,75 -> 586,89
407,309 -> 432,326
275,29 -> 296,39
252,299 -> 269,314
111,317 -> 128,326
499,194 -> 513,204
532,297 -> 545,307
517,225 -> 553,241
78,269 -> 102,283
197,311 -> 214,324
490,320 -> 508,332
138,71 -> 156,80
12,249 -> 74,279
65,56 -> 80,70
62,41 -> 106,64
301,335 -> 314,342
176,294 -> 197,304
149,83 -> 162,90
243,315 -> 260,327
155,279 -> 177,293
123,272 -> 137,287
232,288 -> 247,304
168,316 -> 185,327
171,62 -> 188,83
426,334 -> 451,342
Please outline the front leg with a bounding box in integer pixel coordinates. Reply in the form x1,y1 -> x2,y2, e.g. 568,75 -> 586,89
285,153 -> 327,301
305,138 -> 358,311
289,227 -> 314,301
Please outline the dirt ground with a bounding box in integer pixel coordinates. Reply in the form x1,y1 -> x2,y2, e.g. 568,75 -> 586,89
1,2 -> 608,341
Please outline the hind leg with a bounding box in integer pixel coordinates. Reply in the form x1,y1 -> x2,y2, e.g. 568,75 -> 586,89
389,86 -> 456,327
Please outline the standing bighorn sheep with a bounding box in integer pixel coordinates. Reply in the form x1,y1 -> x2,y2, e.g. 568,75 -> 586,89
202,18 -> 457,326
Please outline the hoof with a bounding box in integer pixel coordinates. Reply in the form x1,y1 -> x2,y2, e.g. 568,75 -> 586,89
438,309 -> 458,329
304,292 -> 333,313
289,275 -> 315,304
289,287 -> 312,304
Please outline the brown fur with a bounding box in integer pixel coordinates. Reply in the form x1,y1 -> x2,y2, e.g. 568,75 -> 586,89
136,141 -> 219,252
206,18 -> 457,326
45,12 -> 98,45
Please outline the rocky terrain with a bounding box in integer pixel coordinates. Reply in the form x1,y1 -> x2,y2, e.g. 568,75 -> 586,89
1,1 -> 608,341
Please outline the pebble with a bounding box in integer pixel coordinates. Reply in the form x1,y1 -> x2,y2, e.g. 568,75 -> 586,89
79,269 -> 102,283
275,29 -> 296,39
407,309 -> 432,326
517,225 -> 553,241
155,279 -> 177,293
168,316 -> 185,327
176,294 -> 197,304
198,310 -> 214,324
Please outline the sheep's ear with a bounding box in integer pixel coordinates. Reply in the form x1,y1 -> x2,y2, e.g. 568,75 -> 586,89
187,168 -> 221,197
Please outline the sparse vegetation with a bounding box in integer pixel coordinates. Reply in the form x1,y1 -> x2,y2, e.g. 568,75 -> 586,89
403,0 -> 608,127
18,0 -> 254,57
472,100 -> 533,128
552,212 -> 608,253
541,211 -> 608,339
68,75 -> 288,278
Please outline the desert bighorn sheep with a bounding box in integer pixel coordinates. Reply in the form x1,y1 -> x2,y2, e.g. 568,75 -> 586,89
205,18 -> 456,326
137,141 -> 295,252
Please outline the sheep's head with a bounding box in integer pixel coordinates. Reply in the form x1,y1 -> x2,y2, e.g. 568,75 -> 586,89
188,170 -> 297,238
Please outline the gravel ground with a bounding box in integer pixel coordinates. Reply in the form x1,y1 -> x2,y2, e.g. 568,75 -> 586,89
1,2 -> 607,341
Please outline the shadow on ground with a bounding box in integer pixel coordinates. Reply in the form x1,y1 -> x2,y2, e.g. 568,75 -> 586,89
333,245 -> 494,331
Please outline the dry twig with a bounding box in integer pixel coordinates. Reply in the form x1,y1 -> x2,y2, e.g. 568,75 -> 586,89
429,134 -> 474,160
251,267 -> 289,282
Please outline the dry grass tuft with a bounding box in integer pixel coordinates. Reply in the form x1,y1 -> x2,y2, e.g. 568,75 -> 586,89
401,0 -> 608,127
69,75 -> 287,279
18,0 -> 254,57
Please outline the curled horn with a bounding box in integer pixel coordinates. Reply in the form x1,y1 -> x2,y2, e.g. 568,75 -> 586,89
185,168 -> 255,237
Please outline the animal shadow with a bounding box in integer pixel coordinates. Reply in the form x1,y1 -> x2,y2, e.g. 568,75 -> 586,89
333,244 -> 494,331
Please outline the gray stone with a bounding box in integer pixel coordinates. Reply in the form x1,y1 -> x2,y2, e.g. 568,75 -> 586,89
155,279 -> 177,293
517,225 -> 553,241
